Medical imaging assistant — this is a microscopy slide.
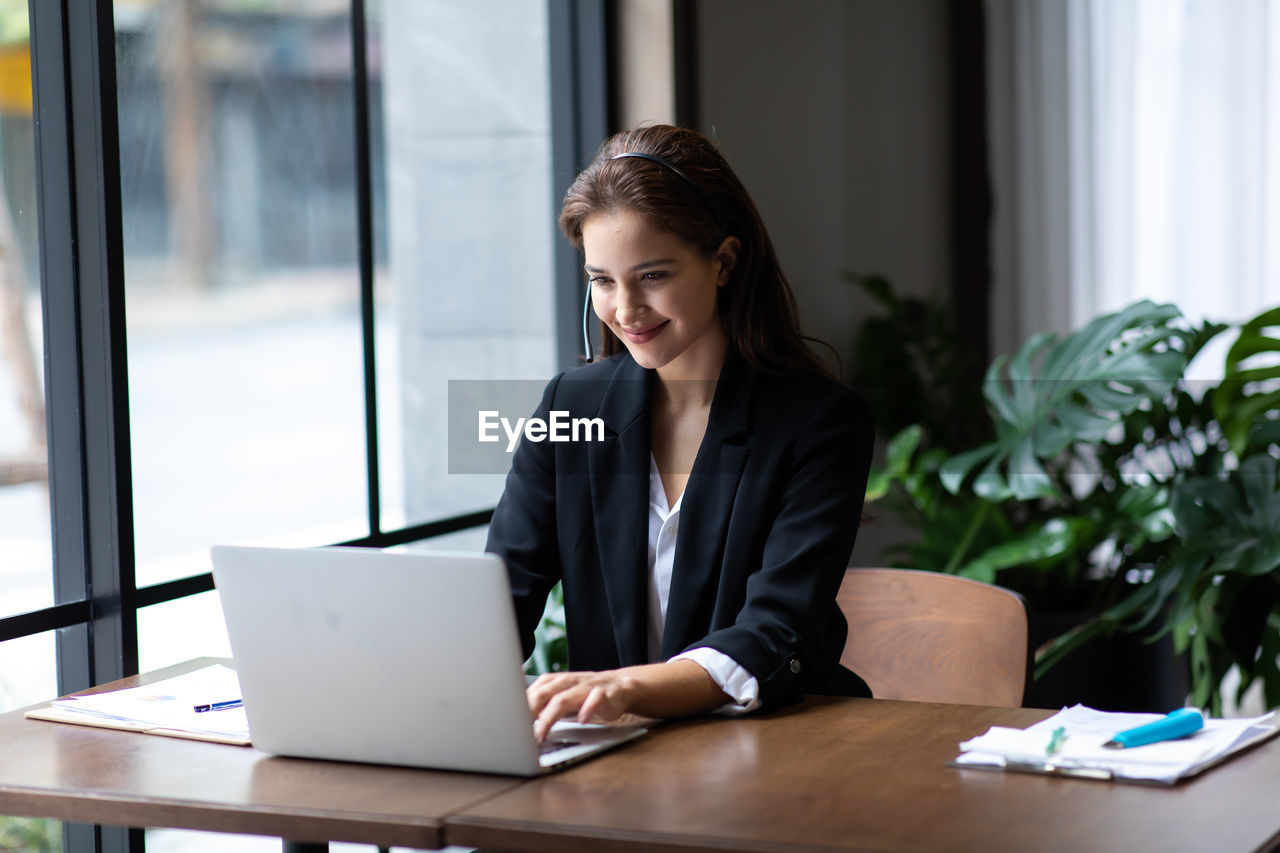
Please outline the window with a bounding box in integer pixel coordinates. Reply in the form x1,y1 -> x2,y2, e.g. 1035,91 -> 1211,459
117,1 -> 371,592
2,1 -> 607,850
0,3 -> 62,847
0,0 -> 49,637
376,0 -> 558,530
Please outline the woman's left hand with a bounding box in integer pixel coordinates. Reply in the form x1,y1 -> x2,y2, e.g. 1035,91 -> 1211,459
526,660 -> 728,744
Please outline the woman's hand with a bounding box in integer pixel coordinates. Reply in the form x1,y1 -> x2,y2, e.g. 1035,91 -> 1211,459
526,660 -> 730,744
526,670 -> 637,744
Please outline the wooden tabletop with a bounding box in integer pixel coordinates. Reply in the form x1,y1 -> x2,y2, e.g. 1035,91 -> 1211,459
6,661 -> 1280,852
447,697 -> 1280,853
0,659 -> 522,849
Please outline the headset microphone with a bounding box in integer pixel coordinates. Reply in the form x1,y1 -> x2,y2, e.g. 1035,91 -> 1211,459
582,279 -> 595,363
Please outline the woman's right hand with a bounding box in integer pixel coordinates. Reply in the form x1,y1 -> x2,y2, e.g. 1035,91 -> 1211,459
525,660 -> 727,744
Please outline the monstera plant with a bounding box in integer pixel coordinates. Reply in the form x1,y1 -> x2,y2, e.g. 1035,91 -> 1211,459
864,299 -> 1280,714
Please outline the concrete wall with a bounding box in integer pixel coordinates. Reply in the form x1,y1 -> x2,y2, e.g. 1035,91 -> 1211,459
695,0 -> 951,370
383,0 -> 555,524
694,0 -> 952,565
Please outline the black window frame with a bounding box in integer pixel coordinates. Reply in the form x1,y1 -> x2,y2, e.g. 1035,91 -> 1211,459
1,1 -> 609,851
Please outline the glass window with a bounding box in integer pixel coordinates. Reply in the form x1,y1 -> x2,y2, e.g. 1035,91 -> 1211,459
373,0 -> 557,530
0,815 -> 60,852
0,631 -> 58,852
0,630 -> 55,714
393,524 -> 490,554
115,1 -> 370,589
137,590 -> 231,673
0,0 -> 51,620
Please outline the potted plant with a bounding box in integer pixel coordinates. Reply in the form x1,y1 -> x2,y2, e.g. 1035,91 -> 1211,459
858,289 -> 1280,714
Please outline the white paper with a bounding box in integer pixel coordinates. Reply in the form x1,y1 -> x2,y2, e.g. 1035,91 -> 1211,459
51,664 -> 249,740
955,704 -> 1278,783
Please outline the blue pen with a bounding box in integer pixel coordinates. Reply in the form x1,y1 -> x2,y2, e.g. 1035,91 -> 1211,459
193,699 -> 243,713
1103,707 -> 1203,749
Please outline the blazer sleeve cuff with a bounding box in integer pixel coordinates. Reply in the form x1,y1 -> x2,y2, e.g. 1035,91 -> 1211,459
670,647 -> 762,715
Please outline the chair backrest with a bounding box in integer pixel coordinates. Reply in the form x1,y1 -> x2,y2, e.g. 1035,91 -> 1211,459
836,568 -> 1030,706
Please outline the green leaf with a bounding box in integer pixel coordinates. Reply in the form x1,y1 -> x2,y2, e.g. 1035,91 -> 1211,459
526,581 -> 567,675
1220,365 -> 1280,386
972,453 -> 1015,501
1115,484 -> 1175,540
981,353 -> 1021,425
956,518 -> 1077,582
864,469 -> 890,503
1054,403 -> 1114,444
948,301 -> 1191,505
1099,560 -> 1183,634
1236,539 -> 1280,577
1239,455 -> 1280,527
1008,433 -> 1055,500
1224,333 -> 1280,364
939,444 -> 999,494
1190,630 -> 1214,711
1227,394 -> 1280,455
1214,305 -> 1280,455
885,425 -> 923,476
1153,451 -> 1280,709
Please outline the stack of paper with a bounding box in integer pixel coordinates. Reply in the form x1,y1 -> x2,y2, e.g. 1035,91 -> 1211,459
27,664 -> 250,745
955,704 -> 1279,784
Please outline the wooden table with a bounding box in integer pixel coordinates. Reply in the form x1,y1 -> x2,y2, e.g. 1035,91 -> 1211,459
448,697 -> 1280,853
4,662 -> 1280,852
0,659 -> 522,849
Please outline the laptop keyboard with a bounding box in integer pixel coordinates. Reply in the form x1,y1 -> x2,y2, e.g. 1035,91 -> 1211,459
540,738 -> 580,755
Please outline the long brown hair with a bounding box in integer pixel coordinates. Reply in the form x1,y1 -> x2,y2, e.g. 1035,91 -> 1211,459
559,125 -> 837,379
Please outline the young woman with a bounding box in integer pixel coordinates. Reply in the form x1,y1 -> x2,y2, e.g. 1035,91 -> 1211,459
485,125 -> 873,743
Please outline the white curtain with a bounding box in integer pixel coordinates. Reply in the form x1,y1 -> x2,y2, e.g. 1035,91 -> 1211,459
986,0 -> 1280,368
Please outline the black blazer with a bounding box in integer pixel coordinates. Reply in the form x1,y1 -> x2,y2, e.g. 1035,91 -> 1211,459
485,347 -> 874,709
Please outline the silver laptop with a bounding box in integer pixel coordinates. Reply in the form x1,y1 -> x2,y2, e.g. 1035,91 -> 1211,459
209,545 -> 645,775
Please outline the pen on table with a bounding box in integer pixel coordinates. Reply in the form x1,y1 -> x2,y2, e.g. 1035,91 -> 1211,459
1103,707 -> 1203,749
193,699 -> 243,713
1045,725 -> 1066,756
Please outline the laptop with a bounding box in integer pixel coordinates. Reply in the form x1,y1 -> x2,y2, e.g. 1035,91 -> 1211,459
209,544 -> 645,775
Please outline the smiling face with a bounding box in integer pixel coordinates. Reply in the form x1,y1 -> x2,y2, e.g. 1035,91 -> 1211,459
582,208 -> 737,380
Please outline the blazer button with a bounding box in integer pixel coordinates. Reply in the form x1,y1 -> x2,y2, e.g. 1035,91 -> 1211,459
789,659 -> 802,674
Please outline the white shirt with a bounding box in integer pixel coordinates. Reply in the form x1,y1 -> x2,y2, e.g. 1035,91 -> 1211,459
647,454 -> 761,714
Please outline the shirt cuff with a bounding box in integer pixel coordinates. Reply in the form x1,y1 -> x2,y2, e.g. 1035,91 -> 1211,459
670,647 -> 762,715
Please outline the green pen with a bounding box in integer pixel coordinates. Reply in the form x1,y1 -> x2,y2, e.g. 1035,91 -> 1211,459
1045,725 -> 1067,756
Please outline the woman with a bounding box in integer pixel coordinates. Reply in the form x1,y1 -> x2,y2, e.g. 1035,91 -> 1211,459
486,125 -> 873,743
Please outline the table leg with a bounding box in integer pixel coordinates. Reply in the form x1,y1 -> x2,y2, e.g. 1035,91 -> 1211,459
281,842 -> 327,853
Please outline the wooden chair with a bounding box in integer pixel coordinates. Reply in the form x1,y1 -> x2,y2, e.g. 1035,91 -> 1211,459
836,568 -> 1030,706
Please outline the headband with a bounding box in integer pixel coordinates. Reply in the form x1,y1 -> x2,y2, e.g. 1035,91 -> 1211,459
610,151 -> 729,239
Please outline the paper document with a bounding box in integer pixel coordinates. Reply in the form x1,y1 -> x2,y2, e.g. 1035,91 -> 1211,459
27,664 -> 250,745
955,704 -> 1279,784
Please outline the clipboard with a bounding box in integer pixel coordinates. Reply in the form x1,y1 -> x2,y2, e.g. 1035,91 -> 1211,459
952,705 -> 1280,785
24,663 -> 251,747
24,704 -> 251,746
